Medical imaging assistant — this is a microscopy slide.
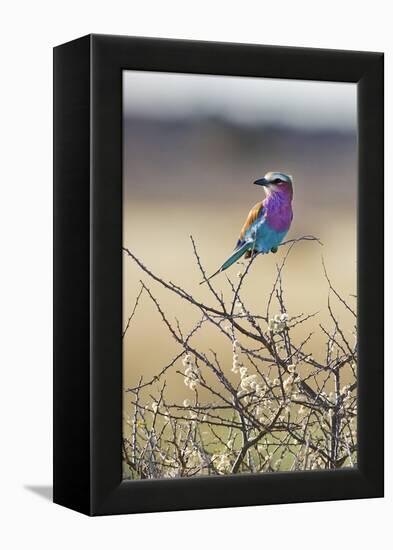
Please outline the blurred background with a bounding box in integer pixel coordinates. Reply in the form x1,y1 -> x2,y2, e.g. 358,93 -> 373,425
123,71 -> 357,400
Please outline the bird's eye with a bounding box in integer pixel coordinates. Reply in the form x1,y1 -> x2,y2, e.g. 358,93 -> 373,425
273,178 -> 282,184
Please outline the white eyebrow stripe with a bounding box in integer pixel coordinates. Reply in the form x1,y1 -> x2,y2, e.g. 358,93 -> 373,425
265,172 -> 291,183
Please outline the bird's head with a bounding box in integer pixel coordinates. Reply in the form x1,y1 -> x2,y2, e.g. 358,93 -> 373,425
253,172 -> 293,197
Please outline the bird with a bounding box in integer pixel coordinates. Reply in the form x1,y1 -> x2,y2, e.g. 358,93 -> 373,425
201,171 -> 293,284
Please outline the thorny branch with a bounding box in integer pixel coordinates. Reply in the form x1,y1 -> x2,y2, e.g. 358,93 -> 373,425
122,236 -> 357,479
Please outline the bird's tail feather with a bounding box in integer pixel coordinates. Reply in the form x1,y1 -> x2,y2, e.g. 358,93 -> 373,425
200,242 -> 253,285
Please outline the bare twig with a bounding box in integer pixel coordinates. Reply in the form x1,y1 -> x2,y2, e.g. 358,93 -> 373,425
122,237 -> 357,479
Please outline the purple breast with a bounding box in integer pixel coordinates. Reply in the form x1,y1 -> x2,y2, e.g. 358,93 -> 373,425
265,191 -> 293,232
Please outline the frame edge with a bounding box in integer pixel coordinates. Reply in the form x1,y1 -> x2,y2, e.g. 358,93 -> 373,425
53,34 -> 92,515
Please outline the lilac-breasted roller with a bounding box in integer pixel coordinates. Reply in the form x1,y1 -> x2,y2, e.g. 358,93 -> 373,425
202,172 -> 293,284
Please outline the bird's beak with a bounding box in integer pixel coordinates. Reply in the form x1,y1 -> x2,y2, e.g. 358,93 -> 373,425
253,177 -> 269,187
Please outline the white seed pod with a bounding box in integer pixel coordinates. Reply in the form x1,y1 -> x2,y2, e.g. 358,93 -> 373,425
239,366 -> 248,378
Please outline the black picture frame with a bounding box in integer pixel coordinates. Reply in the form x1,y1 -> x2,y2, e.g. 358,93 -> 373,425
53,34 -> 384,516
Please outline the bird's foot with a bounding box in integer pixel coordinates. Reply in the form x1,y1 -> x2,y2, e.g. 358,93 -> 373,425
259,247 -> 270,255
